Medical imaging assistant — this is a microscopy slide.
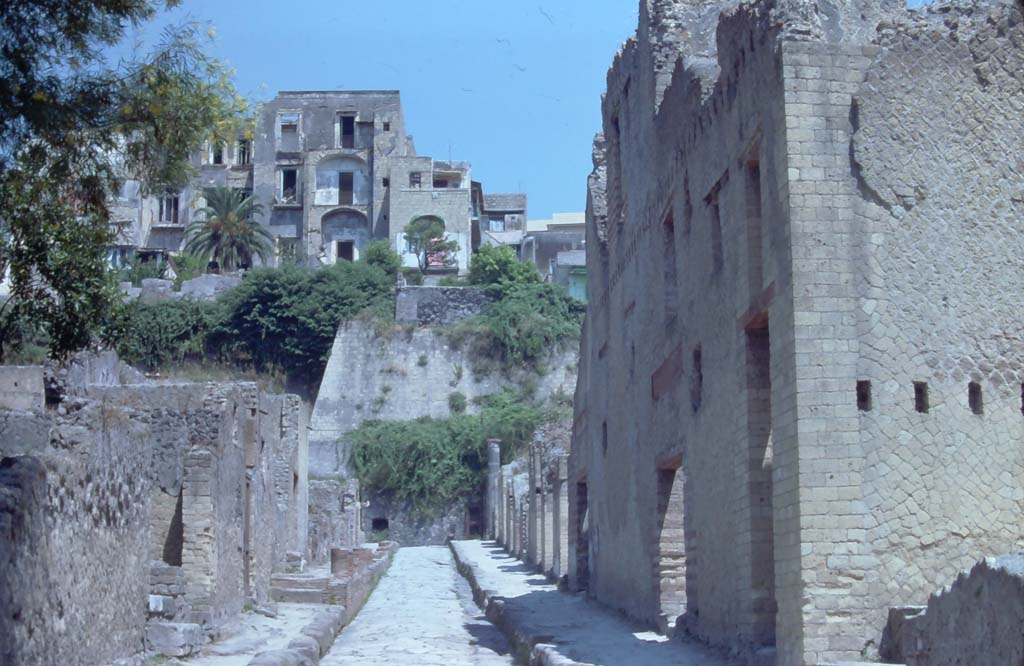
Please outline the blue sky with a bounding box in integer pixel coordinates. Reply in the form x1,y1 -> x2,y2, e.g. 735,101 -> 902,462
119,1 -> 639,220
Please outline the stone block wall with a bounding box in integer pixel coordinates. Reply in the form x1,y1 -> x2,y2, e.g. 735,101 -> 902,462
0,366 -> 43,411
569,0 -> 1024,664
394,286 -> 495,326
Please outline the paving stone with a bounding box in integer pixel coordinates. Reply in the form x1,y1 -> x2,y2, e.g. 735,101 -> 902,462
321,546 -> 512,666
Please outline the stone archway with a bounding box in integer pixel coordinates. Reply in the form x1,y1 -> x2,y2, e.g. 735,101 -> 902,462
321,209 -> 370,263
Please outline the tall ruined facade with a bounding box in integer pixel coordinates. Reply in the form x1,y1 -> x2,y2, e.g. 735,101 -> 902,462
570,0 -> 1024,664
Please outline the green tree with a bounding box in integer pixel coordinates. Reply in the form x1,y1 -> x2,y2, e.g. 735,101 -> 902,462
362,240 -> 402,277
467,244 -> 540,288
184,186 -> 271,271
0,1 -> 247,361
403,217 -> 459,273
210,261 -> 394,389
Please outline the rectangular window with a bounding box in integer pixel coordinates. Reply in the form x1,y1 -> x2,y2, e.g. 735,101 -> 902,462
857,380 -> 872,412
382,177 -> 390,188
409,172 -> 421,188
279,169 -> 298,203
433,178 -> 449,189
338,171 -> 354,205
489,217 -> 505,232
236,139 -> 251,166
158,192 -> 180,224
383,121 -> 391,132
211,143 -> 224,165
278,112 -> 300,151
914,382 -> 929,413
969,382 -> 983,415
340,115 -> 355,149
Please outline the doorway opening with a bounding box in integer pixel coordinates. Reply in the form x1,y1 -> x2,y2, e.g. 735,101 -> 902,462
575,480 -> 590,591
336,240 -> 355,262
655,466 -> 686,629
745,322 -> 776,646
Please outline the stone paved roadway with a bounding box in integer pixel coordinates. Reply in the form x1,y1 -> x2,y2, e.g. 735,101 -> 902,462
321,546 -> 513,666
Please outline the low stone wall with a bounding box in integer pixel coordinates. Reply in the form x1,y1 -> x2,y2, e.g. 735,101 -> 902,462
362,492 -> 477,546
394,286 -> 495,326
308,477 -> 362,563
882,554 -> 1024,666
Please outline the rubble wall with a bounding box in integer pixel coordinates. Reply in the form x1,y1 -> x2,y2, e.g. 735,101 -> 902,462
0,405 -> 151,666
0,367 -> 310,663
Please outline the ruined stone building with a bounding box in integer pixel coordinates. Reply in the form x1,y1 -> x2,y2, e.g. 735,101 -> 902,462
568,0 -> 1024,664
0,355 -> 309,663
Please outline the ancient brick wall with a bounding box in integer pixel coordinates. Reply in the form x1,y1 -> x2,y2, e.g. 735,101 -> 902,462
571,0 -> 1024,664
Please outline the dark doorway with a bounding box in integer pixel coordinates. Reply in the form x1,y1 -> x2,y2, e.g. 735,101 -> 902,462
162,490 -> 184,566
745,322 -> 776,646
336,240 -> 355,262
575,480 -> 590,591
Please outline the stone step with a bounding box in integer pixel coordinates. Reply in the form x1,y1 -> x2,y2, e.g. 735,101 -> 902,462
271,587 -> 325,603
269,574 -> 330,590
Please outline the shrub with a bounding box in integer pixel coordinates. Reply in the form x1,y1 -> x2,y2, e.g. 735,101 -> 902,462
170,253 -> 207,289
401,267 -> 424,286
211,260 -> 393,388
467,244 -> 540,289
447,282 -> 584,371
116,299 -> 221,370
448,391 -> 467,414
363,240 -> 401,277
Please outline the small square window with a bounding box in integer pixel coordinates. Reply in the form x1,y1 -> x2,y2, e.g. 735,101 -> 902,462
409,172 -> 421,187
383,122 -> 391,132
382,177 -> 390,188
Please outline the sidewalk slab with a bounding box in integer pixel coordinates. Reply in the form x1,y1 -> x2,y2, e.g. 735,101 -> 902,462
450,540 -> 738,666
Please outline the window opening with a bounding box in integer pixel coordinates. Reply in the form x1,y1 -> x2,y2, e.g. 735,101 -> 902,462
340,115 -> 355,149
382,177 -> 390,188
236,140 -> 251,166
409,172 -> 421,188
211,143 -> 224,165
336,240 -> 355,262
857,380 -> 872,412
338,171 -> 354,205
383,121 -> 391,132
914,382 -> 929,413
969,382 -> 983,415
279,169 -> 298,203
158,191 -> 180,224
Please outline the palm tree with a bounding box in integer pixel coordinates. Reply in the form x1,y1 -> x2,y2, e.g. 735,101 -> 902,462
184,187 -> 272,271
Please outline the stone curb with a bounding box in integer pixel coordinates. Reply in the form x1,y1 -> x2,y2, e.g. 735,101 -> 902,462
449,541 -> 586,666
245,606 -> 345,666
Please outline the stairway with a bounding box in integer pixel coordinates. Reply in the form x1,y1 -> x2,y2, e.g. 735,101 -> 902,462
270,573 -> 333,603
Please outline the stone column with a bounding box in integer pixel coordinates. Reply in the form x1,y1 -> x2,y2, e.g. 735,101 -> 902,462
485,439 -> 501,540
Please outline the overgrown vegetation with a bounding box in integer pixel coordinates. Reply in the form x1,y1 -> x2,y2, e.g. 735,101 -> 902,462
349,390 -> 553,517
438,245 -> 586,374
113,253 -> 396,390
